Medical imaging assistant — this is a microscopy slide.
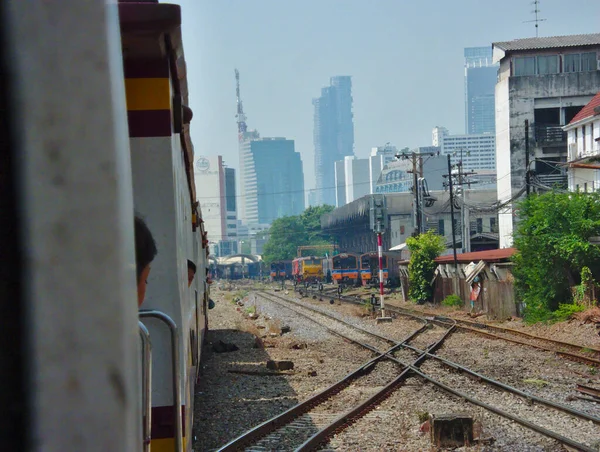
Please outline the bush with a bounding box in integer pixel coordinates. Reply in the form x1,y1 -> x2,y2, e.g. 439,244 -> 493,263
406,231 -> 445,304
552,303 -> 586,322
442,294 -> 463,307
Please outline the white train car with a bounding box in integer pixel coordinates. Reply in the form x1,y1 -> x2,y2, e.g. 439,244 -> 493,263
0,1 -> 208,451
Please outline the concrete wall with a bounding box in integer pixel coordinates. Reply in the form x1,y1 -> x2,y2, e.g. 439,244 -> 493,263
495,63 -> 600,247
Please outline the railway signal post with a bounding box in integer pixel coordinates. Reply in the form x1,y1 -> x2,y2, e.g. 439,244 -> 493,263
370,195 -> 392,323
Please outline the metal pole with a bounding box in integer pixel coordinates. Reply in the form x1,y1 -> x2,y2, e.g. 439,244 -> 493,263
139,310 -> 182,452
138,321 -> 152,452
525,119 -> 530,196
377,232 -> 385,317
447,154 -> 458,270
413,154 -> 421,234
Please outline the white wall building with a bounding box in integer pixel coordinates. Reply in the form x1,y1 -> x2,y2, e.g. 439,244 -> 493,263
369,144 -> 398,193
194,155 -> 226,244
493,33 -> 600,247
334,156 -> 370,207
434,127 -> 496,172
432,126 -> 449,146
564,92 -> 600,192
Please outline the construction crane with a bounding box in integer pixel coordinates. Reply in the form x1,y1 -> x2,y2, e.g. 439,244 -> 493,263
234,69 -> 247,139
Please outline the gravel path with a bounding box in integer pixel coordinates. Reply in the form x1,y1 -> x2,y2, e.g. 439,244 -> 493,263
326,376 -> 574,451
193,287 -> 374,451
436,330 -> 600,418
420,360 -> 600,450
194,284 -> 600,451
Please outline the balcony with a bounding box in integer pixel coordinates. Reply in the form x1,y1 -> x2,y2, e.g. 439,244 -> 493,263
534,124 -> 566,145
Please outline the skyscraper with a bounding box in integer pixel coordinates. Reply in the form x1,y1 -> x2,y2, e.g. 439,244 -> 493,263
464,47 -> 498,135
239,137 -> 305,225
235,69 -> 304,226
313,76 -> 355,206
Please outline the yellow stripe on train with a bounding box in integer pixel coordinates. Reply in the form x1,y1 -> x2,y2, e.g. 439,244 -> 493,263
125,78 -> 171,111
150,436 -> 187,452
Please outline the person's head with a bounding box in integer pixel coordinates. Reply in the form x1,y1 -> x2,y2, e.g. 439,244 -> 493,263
187,259 -> 196,287
134,215 -> 157,307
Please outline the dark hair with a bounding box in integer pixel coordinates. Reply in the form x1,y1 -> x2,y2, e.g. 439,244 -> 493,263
134,215 -> 157,282
187,259 -> 196,273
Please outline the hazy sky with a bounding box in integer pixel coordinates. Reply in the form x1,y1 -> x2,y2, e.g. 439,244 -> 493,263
171,0 -> 600,193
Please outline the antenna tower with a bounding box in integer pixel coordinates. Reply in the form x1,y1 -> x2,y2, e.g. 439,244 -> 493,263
235,68 -> 248,140
524,0 -> 547,37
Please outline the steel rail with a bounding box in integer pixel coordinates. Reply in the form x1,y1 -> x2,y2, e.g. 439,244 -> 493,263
401,343 -> 600,424
295,325 -> 456,452
298,325 -> 597,452
339,294 -> 600,367
268,290 -> 598,452
215,336 -> 426,452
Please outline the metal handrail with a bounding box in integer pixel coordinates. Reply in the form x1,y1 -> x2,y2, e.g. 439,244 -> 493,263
138,321 -> 152,452
139,310 -> 182,452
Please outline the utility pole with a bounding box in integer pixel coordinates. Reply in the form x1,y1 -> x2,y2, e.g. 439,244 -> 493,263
412,156 -> 421,235
397,150 -> 438,236
525,119 -> 530,196
446,155 -> 458,270
449,149 -> 477,253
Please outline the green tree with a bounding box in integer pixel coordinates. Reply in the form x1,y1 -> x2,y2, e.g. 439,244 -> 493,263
261,205 -> 336,263
406,230 -> 445,304
513,191 -> 600,322
300,205 -> 335,243
261,216 -> 307,262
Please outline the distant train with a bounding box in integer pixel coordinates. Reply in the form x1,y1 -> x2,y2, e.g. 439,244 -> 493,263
359,252 -> 400,286
332,253 -> 361,285
270,260 -> 293,280
292,256 -> 324,282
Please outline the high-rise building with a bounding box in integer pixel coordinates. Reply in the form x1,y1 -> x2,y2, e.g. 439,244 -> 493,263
224,167 -> 237,239
464,47 -> 498,135
241,137 -> 305,225
493,33 -> 600,247
334,156 -> 370,207
313,76 -> 355,206
235,70 -> 305,225
194,155 -> 227,243
433,126 -> 496,172
369,144 -> 398,194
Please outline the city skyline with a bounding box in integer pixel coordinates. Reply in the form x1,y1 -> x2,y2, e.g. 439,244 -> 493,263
171,0 -> 600,196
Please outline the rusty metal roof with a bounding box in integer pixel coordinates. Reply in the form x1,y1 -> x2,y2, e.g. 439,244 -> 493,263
435,248 -> 516,264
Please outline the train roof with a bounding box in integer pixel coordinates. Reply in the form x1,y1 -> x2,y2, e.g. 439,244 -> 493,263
118,1 -> 196,209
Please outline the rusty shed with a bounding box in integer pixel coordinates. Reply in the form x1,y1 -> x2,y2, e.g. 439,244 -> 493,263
399,248 -> 518,319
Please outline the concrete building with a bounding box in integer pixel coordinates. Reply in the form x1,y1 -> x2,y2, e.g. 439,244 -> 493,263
194,155 -> 227,243
493,33 -> 600,247
374,149 -> 445,194
564,91 -> 600,191
321,190 -> 499,254
334,156 -> 370,207
465,47 -> 498,135
433,126 -> 496,172
239,136 -> 305,225
369,144 -> 398,193
432,127 -> 449,146
313,76 -> 355,206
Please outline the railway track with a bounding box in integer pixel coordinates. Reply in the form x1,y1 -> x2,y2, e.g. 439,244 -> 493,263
332,289 -> 600,367
218,289 -> 600,452
216,291 -> 449,452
